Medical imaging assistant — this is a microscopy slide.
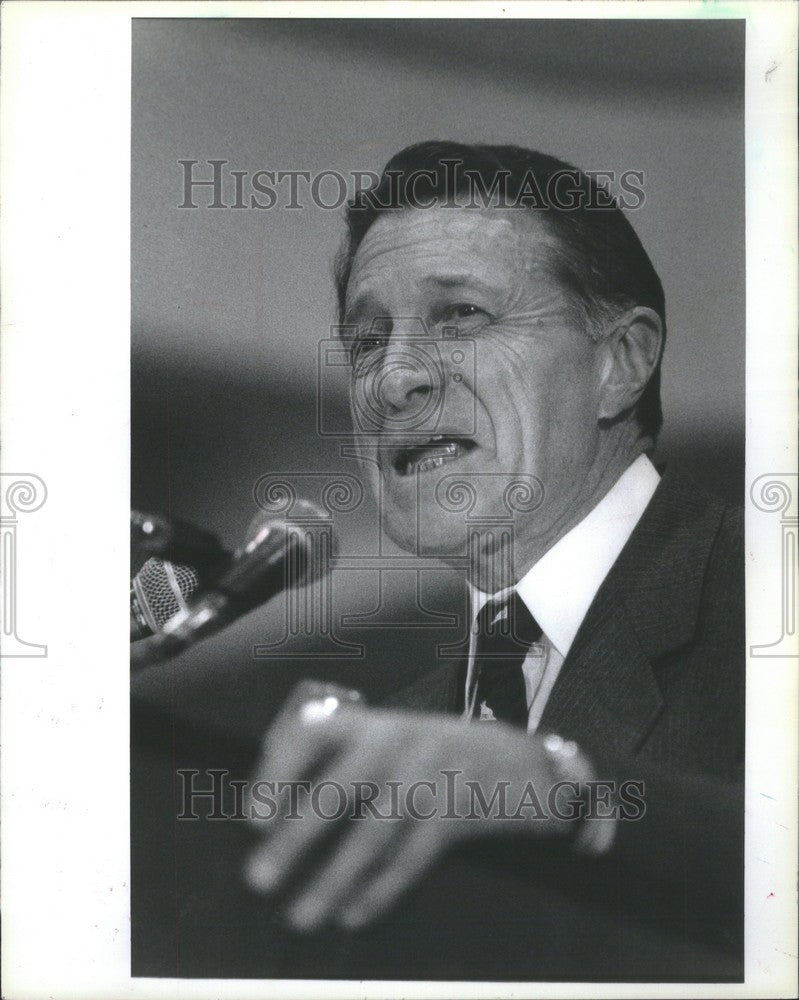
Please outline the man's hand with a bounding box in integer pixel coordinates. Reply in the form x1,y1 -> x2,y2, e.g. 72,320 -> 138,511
242,684 -> 575,932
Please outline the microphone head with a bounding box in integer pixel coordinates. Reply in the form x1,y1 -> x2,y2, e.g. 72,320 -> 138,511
131,558 -> 200,639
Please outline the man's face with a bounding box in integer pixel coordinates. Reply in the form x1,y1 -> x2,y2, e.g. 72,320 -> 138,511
342,207 -> 610,577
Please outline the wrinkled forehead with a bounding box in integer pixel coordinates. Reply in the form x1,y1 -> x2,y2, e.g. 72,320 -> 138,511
346,207 -> 559,305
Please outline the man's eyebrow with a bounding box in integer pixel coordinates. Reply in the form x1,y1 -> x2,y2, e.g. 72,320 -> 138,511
343,273 -> 500,323
422,274 -> 496,293
347,274 -> 495,307
342,293 -> 375,325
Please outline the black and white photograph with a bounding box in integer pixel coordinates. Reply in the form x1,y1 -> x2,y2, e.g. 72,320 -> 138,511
1,3 -> 797,999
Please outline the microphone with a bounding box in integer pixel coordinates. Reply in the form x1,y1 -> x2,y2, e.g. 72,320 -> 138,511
130,511 -> 233,641
131,509 -> 229,570
131,558 -> 202,641
131,500 -> 330,668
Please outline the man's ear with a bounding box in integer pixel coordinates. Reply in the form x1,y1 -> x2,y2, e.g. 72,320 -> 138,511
597,307 -> 663,422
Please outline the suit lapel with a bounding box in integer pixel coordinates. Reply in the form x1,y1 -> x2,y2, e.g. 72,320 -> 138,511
538,470 -> 726,757
538,584 -> 663,757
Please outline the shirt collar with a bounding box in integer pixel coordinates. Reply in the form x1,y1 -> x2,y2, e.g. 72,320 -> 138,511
469,454 -> 660,657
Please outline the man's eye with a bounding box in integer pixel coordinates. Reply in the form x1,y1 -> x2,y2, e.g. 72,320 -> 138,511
350,334 -> 388,370
441,303 -> 487,324
355,335 -> 386,354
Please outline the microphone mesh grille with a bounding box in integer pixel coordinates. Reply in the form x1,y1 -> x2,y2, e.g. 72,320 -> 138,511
134,557 -> 200,631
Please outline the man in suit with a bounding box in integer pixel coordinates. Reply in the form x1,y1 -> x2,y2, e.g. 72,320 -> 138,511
242,142 -> 744,967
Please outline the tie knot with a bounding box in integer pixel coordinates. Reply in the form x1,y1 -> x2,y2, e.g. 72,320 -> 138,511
476,591 -> 542,647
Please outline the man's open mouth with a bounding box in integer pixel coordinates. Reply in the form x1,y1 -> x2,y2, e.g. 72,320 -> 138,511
389,435 -> 477,477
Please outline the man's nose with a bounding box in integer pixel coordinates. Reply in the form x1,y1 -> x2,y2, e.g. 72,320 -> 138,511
370,329 -> 445,422
376,339 -> 438,412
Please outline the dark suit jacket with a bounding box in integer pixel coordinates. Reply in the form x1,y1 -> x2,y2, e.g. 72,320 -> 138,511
387,468 -> 745,959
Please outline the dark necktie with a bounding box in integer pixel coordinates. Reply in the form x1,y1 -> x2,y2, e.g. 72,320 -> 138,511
471,591 -> 543,729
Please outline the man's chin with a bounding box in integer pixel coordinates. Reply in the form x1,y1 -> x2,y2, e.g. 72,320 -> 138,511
382,516 -> 470,561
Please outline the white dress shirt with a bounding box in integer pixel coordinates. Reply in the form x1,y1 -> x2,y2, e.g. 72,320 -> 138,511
464,454 -> 661,732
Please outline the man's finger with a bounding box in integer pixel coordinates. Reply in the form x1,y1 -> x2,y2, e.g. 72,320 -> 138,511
244,754 -> 359,894
335,827 -> 442,929
283,812 -> 406,931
